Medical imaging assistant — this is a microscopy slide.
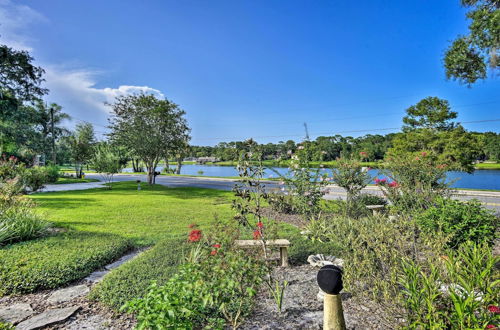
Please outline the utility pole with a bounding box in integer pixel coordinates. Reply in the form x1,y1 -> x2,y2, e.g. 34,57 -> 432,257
50,106 -> 56,165
304,122 -> 310,141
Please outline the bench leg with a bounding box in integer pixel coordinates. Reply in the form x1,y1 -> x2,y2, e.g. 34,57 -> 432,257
280,247 -> 288,267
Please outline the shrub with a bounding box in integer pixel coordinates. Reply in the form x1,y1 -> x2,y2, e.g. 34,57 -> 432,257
90,237 -> 186,309
266,191 -> 297,214
416,197 -> 497,248
400,243 -> 499,329
21,167 -> 48,192
287,233 -> 343,265
378,153 -> 451,214
0,181 -> 49,245
124,246 -> 266,329
355,193 -> 387,206
271,142 -> 329,218
0,231 -> 132,295
44,166 -> 60,183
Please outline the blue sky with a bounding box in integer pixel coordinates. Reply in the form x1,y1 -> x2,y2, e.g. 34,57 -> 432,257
1,0 -> 498,145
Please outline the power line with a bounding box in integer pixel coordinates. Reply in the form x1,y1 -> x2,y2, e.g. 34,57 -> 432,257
198,118 -> 500,141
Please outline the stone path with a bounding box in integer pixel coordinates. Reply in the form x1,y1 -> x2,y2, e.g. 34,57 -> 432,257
0,250 -> 142,329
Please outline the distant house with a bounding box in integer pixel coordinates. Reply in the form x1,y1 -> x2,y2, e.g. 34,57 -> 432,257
196,157 -> 219,164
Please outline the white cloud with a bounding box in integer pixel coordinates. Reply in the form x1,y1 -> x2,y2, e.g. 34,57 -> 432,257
0,0 -> 46,50
44,67 -> 164,130
0,0 -> 165,134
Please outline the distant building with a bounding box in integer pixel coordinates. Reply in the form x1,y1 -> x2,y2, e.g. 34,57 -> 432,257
195,157 -> 219,164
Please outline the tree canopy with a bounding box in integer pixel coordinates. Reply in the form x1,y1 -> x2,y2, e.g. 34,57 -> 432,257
444,0 -> 499,85
108,93 -> 190,184
402,97 -> 458,131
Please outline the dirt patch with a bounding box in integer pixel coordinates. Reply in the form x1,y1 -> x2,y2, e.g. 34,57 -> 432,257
261,207 -> 307,228
240,265 -> 392,329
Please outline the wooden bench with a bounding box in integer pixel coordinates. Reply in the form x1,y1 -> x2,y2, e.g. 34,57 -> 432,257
366,204 -> 385,215
235,239 -> 290,267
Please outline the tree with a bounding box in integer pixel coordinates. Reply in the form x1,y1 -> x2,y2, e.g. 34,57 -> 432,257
0,45 -> 47,101
89,142 -> 124,188
444,0 -> 499,85
402,97 -> 457,131
31,101 -> 70,164
108,93 -> 190,184
67,123 -> 96,178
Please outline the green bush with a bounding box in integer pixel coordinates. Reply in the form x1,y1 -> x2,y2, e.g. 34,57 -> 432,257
90,237 -> 186,309
124,246 -> 266,329
21,167 -> 48,192
44,166 -> 60,183
0,182 -> 49,245
416,197 -> 497,248
355,193 -> 387,206
0,231 -> 132,295
287,233 -> 343,265
400,243 -> 499,329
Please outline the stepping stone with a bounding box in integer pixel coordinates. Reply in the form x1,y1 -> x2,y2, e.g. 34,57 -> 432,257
104,251 -> 138,270
47,285 -> 90,304
84,270 -> 109,283
16,306 -> 80,330
0,303 -> 33,324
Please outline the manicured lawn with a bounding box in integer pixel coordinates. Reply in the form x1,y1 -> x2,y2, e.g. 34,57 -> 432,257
55,177 -> 100,184
31,181 -> 235,246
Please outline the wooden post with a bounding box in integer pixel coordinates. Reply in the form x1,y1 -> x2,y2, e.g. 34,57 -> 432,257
280,246 -> 288,267
323,293 -> 346,330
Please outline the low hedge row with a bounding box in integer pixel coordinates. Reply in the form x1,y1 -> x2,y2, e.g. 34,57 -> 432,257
89,237 -> 187,309
0,231 -> 132,295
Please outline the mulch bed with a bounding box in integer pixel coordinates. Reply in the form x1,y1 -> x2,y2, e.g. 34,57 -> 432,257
240,265 -> 392,330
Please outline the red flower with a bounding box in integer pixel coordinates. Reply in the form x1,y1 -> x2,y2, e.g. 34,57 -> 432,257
188,229 -> 202,242
253,230 -> 261,240
188,223 -> 197,228
388,181 -> 398,188
212,244 -> 221,248
488,305 -> 500,314
486,325 -> 497,329
257,221 -> 264,228
359,151 -> 368,158
374,178 -> 387,185
415,156 -> 420,161
210,250 -> 217,256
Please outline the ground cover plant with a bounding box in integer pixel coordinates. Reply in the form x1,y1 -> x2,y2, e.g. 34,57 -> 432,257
89,237 -> 187,309
0,231 -> 132,295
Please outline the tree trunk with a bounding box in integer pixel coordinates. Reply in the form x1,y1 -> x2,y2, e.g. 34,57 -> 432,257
164,158 -> 170,173
175,158 -> 182,174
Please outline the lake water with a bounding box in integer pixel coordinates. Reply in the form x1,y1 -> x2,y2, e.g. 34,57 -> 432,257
123,164 -> 500,190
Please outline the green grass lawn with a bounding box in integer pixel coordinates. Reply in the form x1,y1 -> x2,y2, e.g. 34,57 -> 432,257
1,182 -> 301,301
55,177 -> 100,184
475,162 -> 500,170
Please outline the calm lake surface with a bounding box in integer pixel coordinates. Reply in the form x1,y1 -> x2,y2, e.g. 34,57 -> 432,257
123,164 -> 500,190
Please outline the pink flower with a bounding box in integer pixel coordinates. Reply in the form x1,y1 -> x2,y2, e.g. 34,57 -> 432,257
388,181 -> 398,188
359,151 -> 368,158
486,325 -> 497,329
415,156 -> 420,161
210,250 -> 217,256
256,221 -> 264,228
212,244 -> 221,249
421,152 -> 427,157
488,305 -> 500,314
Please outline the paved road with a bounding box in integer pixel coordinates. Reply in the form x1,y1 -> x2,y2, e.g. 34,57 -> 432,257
45,173 -> 500,213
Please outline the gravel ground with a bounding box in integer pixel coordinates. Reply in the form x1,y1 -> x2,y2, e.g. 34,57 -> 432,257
240,265 -> 393,330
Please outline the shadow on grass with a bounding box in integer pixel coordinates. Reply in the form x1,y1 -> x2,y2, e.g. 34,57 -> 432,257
31,197 -> 100,210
